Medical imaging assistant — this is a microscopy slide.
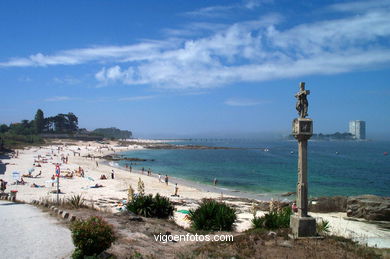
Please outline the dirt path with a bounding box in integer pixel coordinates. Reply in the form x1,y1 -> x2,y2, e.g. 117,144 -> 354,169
0,201 -> 74,259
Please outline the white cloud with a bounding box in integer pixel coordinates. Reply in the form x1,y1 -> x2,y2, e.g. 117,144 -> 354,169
225,98 -> 269,106
2,1 -> 390,90
182,0 -> 268,18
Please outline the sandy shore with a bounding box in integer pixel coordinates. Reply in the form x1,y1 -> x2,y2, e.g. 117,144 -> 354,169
1,139 -> 389,248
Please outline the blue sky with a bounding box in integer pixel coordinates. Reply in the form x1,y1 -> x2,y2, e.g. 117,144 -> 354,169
1,0 -> 390,139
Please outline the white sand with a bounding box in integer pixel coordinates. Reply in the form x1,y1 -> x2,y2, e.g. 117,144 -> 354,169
1,139 -> 389,248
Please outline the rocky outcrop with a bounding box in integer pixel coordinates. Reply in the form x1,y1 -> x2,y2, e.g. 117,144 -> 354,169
309,196 -> 348,213
346,195 -> 390,221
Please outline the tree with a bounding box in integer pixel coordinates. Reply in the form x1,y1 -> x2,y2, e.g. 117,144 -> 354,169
34,109 -> 45,134
0,124 -> 9,133
65,112 -> 78,132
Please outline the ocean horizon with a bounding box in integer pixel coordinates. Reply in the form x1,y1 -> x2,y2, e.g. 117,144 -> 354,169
117,139 -> 390,198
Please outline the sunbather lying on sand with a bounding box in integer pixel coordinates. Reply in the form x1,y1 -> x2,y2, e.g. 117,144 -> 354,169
23,172 -> 33,178
90,183 -> 104,188
31,183 -> 45,188
15,178 -> 26,185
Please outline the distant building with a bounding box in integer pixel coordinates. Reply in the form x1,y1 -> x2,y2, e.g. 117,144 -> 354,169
349,120 -> 366,140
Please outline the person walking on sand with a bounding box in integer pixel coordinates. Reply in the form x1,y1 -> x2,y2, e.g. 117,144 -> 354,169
111,170 -> 115,179
213,178 -> 218,186
129,166 -> 132,173
174,183 -> 179,196
51,174 -> 55,187
158,173 -> 161,183
165,175 -> 168,186
96,161 -> 98,167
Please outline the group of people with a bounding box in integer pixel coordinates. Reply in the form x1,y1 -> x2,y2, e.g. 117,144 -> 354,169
157,174 -> 169,185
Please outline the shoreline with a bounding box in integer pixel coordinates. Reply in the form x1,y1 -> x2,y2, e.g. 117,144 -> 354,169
1,139 -> 390,248
104,159 -> 287,203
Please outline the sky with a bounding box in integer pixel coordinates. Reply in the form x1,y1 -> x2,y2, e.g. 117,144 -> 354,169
0,0 -> 390,139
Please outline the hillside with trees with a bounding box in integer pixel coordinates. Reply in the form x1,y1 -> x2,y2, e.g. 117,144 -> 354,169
93,127 -> 132,140
0,109 -> 132,151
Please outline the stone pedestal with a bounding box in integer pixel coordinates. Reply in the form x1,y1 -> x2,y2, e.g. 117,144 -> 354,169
290,214 -> 316,237
290,118 -> 316,237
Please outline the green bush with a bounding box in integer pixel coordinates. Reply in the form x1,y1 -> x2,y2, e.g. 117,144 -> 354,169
68,194 -> 85,209
189,199 -> 237,231
70,216 -> 115,258
251,215 -> 265,229
126,193 -> 174,218
153,193 -> 175,218
317,219 -> 330,235
252,207 -> 292,230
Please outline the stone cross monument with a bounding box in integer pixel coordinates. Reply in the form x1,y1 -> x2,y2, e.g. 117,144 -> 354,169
290,82 -> 316,237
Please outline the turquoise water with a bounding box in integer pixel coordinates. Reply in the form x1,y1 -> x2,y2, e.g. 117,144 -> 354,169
118,140 -> 390,197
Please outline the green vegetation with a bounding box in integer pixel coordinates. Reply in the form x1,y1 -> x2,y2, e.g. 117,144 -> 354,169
0,108 -> 79,150
251,207 -> 292,230
93,127 -> 132,139
70,216 -> 116,258
67,194 -> 85,209
126,193 -> 174,218
317,219 -> 331,235
188,199 -> 237,231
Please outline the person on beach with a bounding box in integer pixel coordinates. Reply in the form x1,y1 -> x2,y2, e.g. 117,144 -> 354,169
165,175 -> 169,185
96,161 -> 99,167
213,178 -> 218,186
292,202 -> 298,213
51,174 -> 55,187
111,170 -> 115,179
0,179 -> 7,193
129,166 -> 132,173
173,183 -> 179,196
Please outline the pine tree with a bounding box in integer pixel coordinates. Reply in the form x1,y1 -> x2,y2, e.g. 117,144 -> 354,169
34,109 -> 45,133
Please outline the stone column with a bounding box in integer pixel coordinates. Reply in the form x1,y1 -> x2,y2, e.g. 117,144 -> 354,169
297,135 -> 308,217
290,118 -> 316,237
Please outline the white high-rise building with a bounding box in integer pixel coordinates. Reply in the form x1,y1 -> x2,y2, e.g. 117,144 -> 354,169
349,120 -> 366,140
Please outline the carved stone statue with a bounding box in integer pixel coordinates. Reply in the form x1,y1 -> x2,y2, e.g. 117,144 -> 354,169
295,82 -> 310,118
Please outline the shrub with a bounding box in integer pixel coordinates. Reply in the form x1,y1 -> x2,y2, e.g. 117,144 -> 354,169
68,194 -> 85,209
152,193 -> 175,218
252,207 -> 292,230
70,216 -> 115,258
252,215 -> 265,229
189,199 -> 237,231
126,193 -> 174,218
317,219 -> 330,235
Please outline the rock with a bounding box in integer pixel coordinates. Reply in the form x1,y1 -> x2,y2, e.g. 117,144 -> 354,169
309,196 -> 348,213
346,195 -> 390,221
129,216 -> 143,222
281,192 -> 296,197
268,231 -> 277,238
62,212 -> 69,219
279,240 -> 293,248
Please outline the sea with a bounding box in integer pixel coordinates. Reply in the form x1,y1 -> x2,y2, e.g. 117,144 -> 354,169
117,139 -> 390,198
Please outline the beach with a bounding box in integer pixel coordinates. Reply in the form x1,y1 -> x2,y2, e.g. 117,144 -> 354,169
1,139 -> 390,248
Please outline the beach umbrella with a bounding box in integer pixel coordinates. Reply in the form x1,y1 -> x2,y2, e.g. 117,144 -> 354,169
28,168 -> 35,174
12,171 -> 21,180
